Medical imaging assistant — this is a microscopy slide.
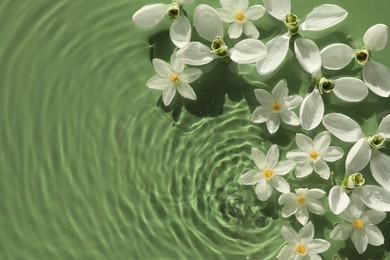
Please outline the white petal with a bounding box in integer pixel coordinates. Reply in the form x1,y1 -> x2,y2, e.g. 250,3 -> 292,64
181,68 -> 202,83
313,160 -> 330,179
233,0 -> 248,10
152,58 -> 172,77
254,89 -> 272,106
345,138 -> 371,173
280,111 -> 300,126
365,225 -> 384,246
281,201 -> 298,217
378,114 -> 390,138
351,230 -> 368,254
308,239 -> 330,254
363,60 -> 390,97
256,33 -> 290,75
277,245 -> 294,260
284,95 -> 303,109
370,150 -> 390,191
252,147 -> 266,170
229,39 -> 267,64
263,0 -> 290,21
320,43 -> 354,70
271,79 -> 288,99
251,106 -> 269,123
218,8 -> 235,23
179,0 -> 194,3
296,208 -> 309,226
299,89 -> 324,131
307,189 -> 326,199
239,170 -> 261,185
314,131 -> 331,151
255,179 -> 273,201
333,77 -> 369,102
329,223 -> 353,240
243,21 -> 259,39
246,5 -> 266,21
322,113 -> 365,142
266,113 -> 281,134
194,4 -> 223,42
274,160 -> 296,175
132,4 -> 167,28
170,16 -> 192,48
265,144 -> 279,168
295,162 -> 314,178
270,176 -> 290,193
146,75 -> 170,90
295,133 -> 313,150
300,4 -> 348,31
177,83 -> 197,100
286,150 -> 308,164
321,147 -> 344,162
278,193 -> 296,205
228,22 -> 243,39
281,225 -> 299,245
306,199 -> 325,215
354,185 -> 390,212
176,42 -> 216,66
328,185 -> 350,215
294,38 -> 322,75
162,85 -> 176,106
363,210 -> 386,225
363,24 -> 389,51
170,53 -> 185,73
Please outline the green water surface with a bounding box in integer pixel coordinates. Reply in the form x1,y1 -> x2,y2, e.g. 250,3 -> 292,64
1,0 -> 390,259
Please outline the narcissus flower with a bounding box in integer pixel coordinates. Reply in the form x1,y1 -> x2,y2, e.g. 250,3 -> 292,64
146,53 -> 202,106
176,4 -> 267,65
320,24 -> 390,97
330,194 -> 386,254
217,0 -> 265,39
257,0 -> 347,75
239,145 -> 295,201
132,0 -> 194,48
251,79 -> 302,134
323,113 -> 390,190
277,222 -> 330,260
286,131 -> 344,179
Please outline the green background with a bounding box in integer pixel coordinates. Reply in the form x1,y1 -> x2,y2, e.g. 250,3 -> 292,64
1,0 -> 390,259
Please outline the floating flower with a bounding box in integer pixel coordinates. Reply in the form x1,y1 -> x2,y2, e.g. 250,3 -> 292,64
176,4 -> 267,65
330,194 -> 386,254
217,0 -> 265,39
251,79 -> 302,134
146,53 -> 202,106
257,0 -> 347,75
323,113 -> 390,190
286,131 -> 344,179
294,38 -> 369,130
239,145 -> 295,201
328,173 -> 390,214
320,24 -> 390,97
132,0 -> 194,48
277,222 -> 330,259
279,188 -> 326,225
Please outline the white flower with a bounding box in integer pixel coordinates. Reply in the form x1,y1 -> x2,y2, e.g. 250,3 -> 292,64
279,188 -> 326,225
146,53 -> 202,106
217,0 -> 265,39
320,24 -> 390,97
239,145 -> 295,201
277,222 -> 330,260
330,194 -> 386,254
323,113 -> 390,190
250,79 -> 302,134
176,4 -> 267,66
328,173 -> 390,215
132,0 -> 193,48
294,38 -> 369,130
257,0 -> 347,75
286,131 -> 344,179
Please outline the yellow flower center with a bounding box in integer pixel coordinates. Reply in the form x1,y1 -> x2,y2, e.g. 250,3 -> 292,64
295,243 -> 307,256
297,195 -> 306,205
169,73 -> 180,84
234,11 -> 246,22
272,101 -> 281,111
353,219 -> 364,230
310,151 -> 319,159
263,168 -> 274,180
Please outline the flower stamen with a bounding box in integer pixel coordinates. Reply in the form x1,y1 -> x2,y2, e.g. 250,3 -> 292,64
234,11 -> 246,22
310,151 -> 319,160
297,195 -> 306,205
272,101 -> 281,111
263,168 -> 274,180
353,219 -> 364,230
295,243 -> 307,256
170,73 -> 180,84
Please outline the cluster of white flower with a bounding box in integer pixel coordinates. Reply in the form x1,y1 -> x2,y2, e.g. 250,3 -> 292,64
133,0 -> 390,257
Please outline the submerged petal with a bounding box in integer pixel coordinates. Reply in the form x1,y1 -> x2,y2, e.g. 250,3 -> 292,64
255,179 -> 273,201
345,138 -> 371,173
322,113 -> 365,142
194,4 -> 223,42
329,185 -> 350,215
333,77 -> 369,102
132,4 -> 168,28
239,170 -> 261,185
363,24 -> 389,52
320,43 -> 354,70
252,147 -> 266,170
300,4 -> 348,31
181,68 -> 202,83
266,113 -> 281,134
251,106 -> 269,123
177,83 -> 197,100
153,58 -> 172,77
263,0 -> 291,21
170,15 -> 192,48
146,75 -> 170,90
299,89 -> 324,131
229,39 -> 267,64
363,60 -> 390,97
294,38 -> 322,75
370,150 -> 390,191
162,85 -> 176,106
